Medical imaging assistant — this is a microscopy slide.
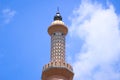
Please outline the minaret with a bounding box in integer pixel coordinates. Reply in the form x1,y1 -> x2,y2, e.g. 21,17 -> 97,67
42,10 -> 74,80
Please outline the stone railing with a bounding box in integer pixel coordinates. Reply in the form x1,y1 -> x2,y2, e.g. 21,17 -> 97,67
42,62 -> 73,72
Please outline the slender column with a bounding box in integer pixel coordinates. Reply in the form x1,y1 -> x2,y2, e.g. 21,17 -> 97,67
51,31 -> 65,62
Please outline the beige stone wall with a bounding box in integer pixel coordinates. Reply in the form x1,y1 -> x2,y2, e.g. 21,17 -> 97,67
47,75 -> 67,80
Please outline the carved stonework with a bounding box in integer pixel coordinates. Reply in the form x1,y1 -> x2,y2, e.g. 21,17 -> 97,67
51,32 -> 65,62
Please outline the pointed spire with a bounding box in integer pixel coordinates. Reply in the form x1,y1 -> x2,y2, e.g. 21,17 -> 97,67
57,7 -> 59,13
54,7 -> 62,21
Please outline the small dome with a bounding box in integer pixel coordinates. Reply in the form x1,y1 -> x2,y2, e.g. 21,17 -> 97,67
54,12 -> 62,21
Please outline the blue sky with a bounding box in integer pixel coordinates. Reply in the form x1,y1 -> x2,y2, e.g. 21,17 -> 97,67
0,0 -> 120,80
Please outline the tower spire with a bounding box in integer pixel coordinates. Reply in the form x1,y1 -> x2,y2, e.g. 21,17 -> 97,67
57,7 -> 59,13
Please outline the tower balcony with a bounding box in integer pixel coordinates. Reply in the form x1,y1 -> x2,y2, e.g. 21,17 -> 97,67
48,20 -> 68,36
42,62 -> 73,72
42,62 -> 74,80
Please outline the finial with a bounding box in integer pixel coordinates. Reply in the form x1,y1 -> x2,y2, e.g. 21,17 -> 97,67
54,7 -> 62,21
57,7 -> 59,13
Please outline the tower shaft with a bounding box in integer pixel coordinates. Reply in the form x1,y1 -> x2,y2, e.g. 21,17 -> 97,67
51,31 -> 65,62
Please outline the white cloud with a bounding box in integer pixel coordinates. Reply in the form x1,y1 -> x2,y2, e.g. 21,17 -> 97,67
69,0 -> 120,80
2,8 -> 16,24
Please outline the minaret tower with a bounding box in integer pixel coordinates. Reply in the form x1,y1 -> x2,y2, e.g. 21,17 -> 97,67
42,10 -> 74,80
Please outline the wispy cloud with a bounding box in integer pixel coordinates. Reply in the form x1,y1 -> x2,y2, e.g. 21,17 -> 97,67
2,8 -> 16,24
69,0 -> 120,80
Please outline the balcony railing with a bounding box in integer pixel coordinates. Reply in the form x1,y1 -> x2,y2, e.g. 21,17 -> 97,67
42,62 -> 73,72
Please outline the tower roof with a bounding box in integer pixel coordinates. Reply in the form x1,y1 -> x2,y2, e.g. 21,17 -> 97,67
48,9 -> 68,36
54,9 -> 62,21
